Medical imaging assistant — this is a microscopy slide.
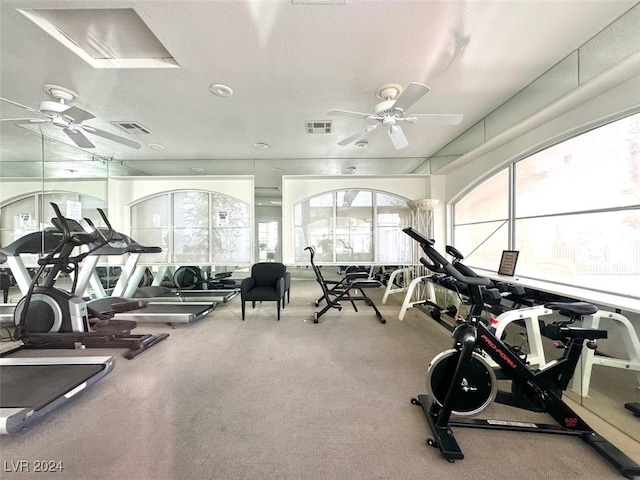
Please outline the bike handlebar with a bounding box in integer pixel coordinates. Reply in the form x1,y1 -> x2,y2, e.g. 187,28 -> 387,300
403,227 -> 492,287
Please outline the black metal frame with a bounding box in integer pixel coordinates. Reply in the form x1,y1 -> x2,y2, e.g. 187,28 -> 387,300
403,227 -> 640,479
305,246 -> 385,324
14,202 -> 168,360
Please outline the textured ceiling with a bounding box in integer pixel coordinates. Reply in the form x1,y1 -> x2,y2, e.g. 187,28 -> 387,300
1,0 -> 637,196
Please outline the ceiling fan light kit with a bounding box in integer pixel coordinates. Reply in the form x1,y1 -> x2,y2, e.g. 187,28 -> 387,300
329,82 -> 463,150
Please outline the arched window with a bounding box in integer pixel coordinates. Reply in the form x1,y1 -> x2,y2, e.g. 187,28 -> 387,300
293,189 -> 413,264
0,192 -> 105,247
453,111 -> 640,299
130,190 -> 250,265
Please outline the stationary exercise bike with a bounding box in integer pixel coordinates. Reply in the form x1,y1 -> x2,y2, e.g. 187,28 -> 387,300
13,202 -> 169,360
402,227 -> 640,479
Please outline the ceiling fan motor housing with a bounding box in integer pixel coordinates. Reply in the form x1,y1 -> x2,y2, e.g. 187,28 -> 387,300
374,99 -> 397,117
39,100 -> 71,117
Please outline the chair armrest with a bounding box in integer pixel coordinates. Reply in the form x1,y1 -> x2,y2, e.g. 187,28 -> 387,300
276,276 -> 286,297
240,277 -> 256,294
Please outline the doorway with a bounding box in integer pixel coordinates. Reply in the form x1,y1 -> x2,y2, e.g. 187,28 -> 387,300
258,220 -> 280,262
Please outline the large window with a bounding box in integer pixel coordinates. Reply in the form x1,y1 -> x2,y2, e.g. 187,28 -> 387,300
293,189 -> 413,264
130,190 -> 250,265
0,192 -> 106,247
451,169 -> 509,270
453,111 -> 640,298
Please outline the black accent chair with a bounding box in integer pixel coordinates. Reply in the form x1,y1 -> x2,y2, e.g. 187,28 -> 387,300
241,262 -> 287,321
305,246 -> 386,324
283,271 -> 291,308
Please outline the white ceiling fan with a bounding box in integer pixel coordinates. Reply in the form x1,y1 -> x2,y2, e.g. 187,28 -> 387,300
0,85 -> 141,149
328,82 -> 463,150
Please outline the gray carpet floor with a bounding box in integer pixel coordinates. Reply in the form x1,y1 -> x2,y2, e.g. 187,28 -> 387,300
1,277 -> 639,480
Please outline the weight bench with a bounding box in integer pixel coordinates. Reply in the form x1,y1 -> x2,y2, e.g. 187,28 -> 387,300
305,246 -> 386,324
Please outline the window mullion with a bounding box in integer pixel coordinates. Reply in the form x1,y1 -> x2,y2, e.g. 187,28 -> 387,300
509,162 -> 515,250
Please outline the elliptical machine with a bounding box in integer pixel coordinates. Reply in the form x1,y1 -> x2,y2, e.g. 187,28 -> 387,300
13,202 -> 169,360
403,227 -> 640,479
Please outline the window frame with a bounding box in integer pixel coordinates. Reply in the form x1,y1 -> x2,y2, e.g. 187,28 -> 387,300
293,189 -> 415,265
129,189 -> 251,265
452,110 -> 640,300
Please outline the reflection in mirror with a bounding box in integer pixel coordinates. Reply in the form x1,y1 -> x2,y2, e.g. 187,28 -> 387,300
0,128 -> 112,303
293,189 -> 413,264
42,134 -> 108,225
130,190 -> 251,265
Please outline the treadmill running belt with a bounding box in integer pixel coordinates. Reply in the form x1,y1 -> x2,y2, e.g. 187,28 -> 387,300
1,364 -> 104,411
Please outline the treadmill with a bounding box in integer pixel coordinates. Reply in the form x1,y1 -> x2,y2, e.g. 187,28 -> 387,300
0,242 -> 115,435
0,230 -> 65,325
73,228 -> 218,327
0,354 -> 115,434
0,229 -> 64,295
133,284 -> 238,304
105,235 -> 237,305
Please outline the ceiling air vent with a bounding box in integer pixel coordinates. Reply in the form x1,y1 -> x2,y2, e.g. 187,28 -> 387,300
305,121 -> 332,134
111,121 -> 153,135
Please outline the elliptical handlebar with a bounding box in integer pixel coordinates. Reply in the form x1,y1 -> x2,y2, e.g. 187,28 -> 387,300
46,202 -> 117,265
50,202 -> 98,247
83,210 -> 115,245
95,208 -> 115,242
403,227 -> 491,287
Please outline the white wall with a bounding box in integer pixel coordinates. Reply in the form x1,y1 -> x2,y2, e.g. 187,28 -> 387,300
443,73 -> 640,204
438,69 -> 640,242
407,4 -> 640,242
0,178 -> 108,205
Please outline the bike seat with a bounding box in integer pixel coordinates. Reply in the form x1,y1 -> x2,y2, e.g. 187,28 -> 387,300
346,272 -> 369,281
350,280 -> 382,289
544,301 -> 597,316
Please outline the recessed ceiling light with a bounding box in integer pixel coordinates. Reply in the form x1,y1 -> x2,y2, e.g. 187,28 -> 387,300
148,143 -> 165,150
346,166 -> 356,174
355,141 -> 368,148
209,84 -> 233,97
191,167 -> 204,172
270,167 -> 282,172
254,143 -> 269,150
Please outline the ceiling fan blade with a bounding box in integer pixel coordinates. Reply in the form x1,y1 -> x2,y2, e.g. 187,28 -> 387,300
337,124 -> 379,146
0,118 -> 48,124
388,125 -> 409,150
328,109 -> 374,120
63,127 -> 96,148
81,125 -> 142,149
391,82 -> 430,114
0,96 -> 46,116
62,105 -> 96,123
406,113 -> 463,125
